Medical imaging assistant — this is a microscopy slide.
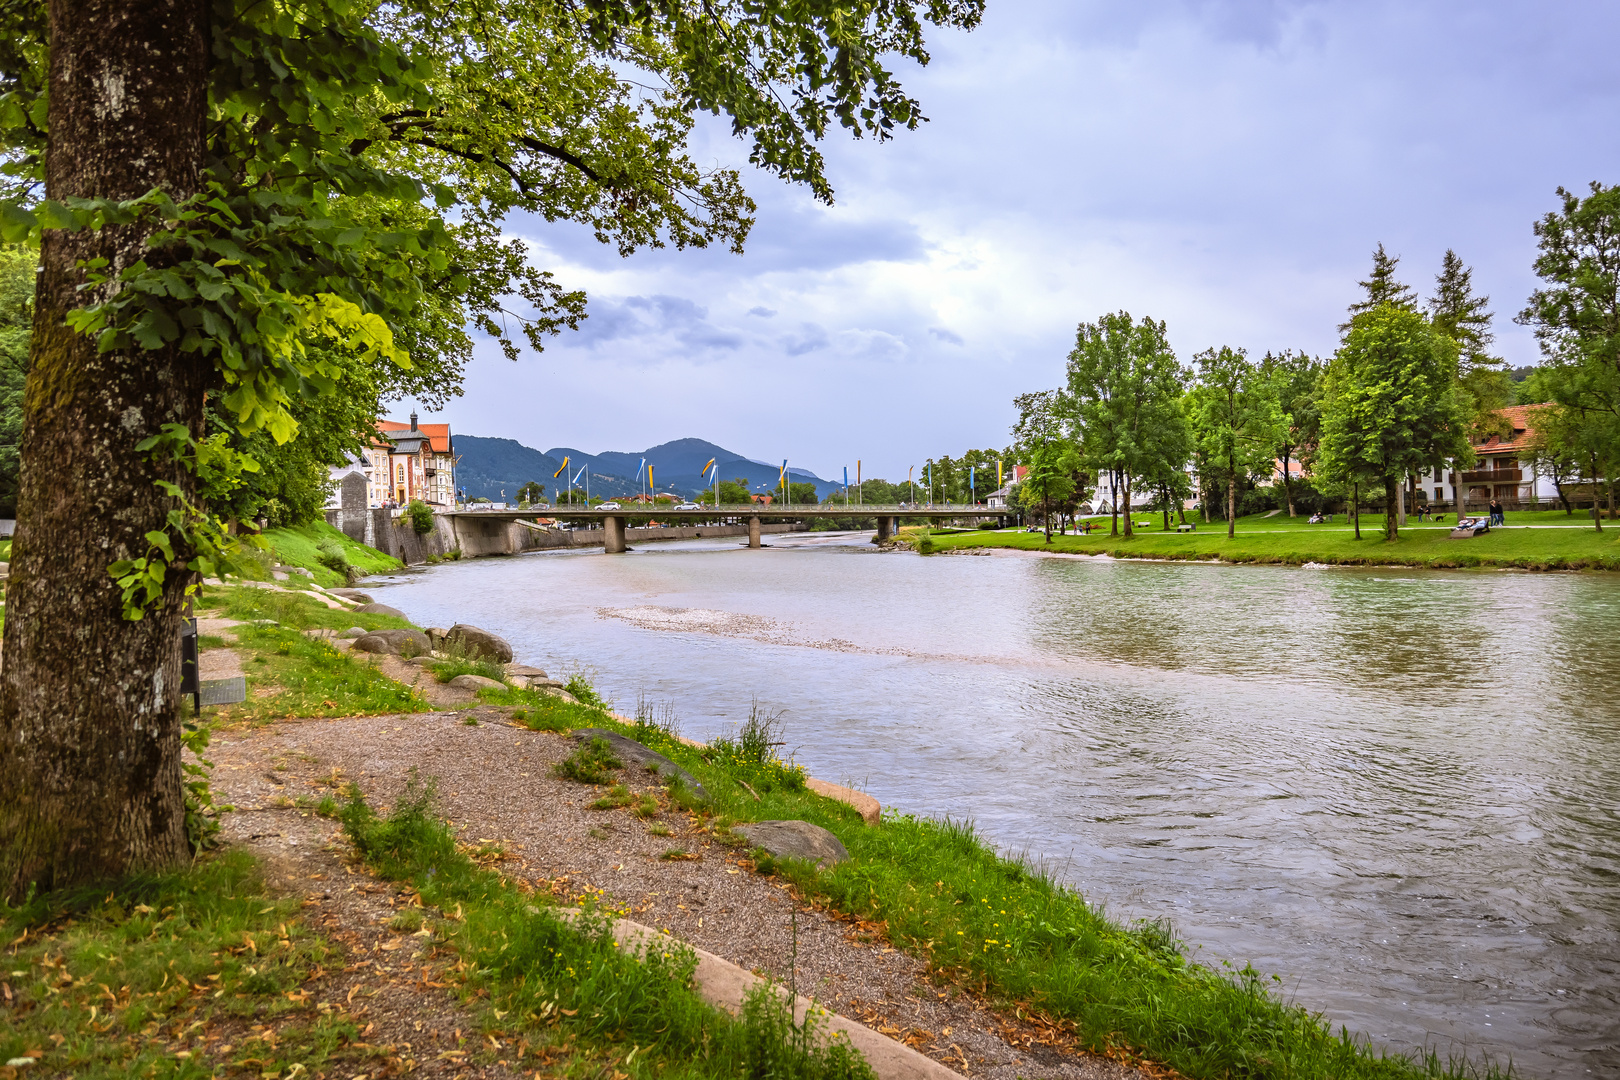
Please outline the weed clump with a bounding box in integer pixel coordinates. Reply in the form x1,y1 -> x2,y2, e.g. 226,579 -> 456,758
554,736 -> 622,784
708,698 -> 807,794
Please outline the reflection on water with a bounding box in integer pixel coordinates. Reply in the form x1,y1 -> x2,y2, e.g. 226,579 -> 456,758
365,534 -> 1620,1076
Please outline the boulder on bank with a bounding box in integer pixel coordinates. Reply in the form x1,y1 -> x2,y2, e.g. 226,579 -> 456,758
350,628 -> 432,656
736,820 -> 849,868
570,729 -> 708,800
449,673 -> 506,692
330,589 -> 373,603
341,626 -> 367,639
447,623 -> 514,663
541,685 -> 579,702
506,663 -> 549,679
426,627 -> 450,646
355,602 -> 407,618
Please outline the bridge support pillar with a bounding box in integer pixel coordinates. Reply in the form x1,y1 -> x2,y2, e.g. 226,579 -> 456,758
604,515 -> 626,553
875,515 -> 892,542
747,515 -> 761,548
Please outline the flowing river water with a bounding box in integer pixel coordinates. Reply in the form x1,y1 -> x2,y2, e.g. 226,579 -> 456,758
362,531 -> 1620,1076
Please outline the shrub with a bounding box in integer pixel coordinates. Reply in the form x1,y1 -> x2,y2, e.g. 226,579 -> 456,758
405,499 -> 435,535
315,540 -> 349,574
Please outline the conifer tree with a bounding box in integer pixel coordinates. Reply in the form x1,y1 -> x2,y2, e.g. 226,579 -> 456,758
1340,243 -> 1418,332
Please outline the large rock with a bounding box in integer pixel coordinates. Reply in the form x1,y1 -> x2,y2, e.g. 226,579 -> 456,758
447,623 -> 513,663
570,729 -> 708,800
736,820 -> 849,868
505,663 -> 549,679
340,626 -> 367,639
330,589 -> 374,603
355,602 -> 407,618
449,673 -> 506,692
350,628 -> 432,656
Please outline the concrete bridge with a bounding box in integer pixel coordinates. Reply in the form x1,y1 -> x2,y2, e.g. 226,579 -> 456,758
442,504 -> 1010,553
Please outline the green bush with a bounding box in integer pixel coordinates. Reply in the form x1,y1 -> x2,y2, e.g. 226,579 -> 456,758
315,540 -> 349,574
405,498 -> 435,535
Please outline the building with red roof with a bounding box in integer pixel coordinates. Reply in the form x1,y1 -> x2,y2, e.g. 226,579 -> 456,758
1411,403 -> 1555,510
359,413 -> 457,508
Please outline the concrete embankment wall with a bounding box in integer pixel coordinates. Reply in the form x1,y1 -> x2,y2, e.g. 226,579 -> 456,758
326,508 -> 807,566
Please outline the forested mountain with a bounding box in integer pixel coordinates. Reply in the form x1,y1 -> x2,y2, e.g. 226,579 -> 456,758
455,434 -> 836,501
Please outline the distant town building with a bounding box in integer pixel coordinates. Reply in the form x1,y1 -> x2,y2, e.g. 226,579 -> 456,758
326,413 -> 456,509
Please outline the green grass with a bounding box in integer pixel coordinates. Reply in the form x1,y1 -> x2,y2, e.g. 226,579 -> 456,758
261,520 -> 401,587
338,775 -> 875,1080
0,850 -> 364,1079
220,624 -> 429,722
199,583 -> 415,633
924,509 -> 1620,571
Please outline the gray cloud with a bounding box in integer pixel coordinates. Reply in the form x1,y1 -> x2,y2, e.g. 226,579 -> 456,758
748,306 -> 778,318
929,328 -> 965,346
783,323 -> 830,356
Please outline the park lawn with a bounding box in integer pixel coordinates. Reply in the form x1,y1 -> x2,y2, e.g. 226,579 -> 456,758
924,511 -> 1620,570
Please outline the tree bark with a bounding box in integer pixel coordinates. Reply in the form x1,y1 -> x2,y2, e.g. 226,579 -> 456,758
1383,474 -> 1399,540
0,0 -> 210,899
1043,493 -> 1051,543
1109,469 -> 1119,536
1352,481 -> 1360,540
1122,472 -> 1133,537
1225,472 -> 1236,539
1282,456 -> 1295,516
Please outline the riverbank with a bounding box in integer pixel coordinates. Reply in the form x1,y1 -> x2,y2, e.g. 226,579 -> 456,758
917,509 -> 1620,571
143,580 -> 1521,1078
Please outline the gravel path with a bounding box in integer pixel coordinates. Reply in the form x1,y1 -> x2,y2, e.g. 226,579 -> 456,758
210,712 -> 1147,1080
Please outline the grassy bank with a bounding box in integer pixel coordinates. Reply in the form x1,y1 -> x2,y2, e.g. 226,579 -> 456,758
918,509 -> 1620,571
258,520 -> 401,587
339,779 -> 874,1080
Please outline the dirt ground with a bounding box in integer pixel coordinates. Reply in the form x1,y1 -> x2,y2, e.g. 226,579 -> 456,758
210,711 -> 1146,1080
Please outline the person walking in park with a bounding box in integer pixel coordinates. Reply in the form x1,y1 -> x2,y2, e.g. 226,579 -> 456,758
1489,498 -> 1504,526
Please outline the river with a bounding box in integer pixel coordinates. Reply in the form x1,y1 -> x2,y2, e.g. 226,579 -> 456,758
361,531 -> 1620,1076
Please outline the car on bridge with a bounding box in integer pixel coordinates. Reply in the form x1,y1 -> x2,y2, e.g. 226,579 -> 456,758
597,502 -> 621,510
674,502 -> 703,510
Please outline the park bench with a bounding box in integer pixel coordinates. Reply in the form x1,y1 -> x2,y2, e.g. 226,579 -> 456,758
180,617 -> 248,713
1177,522 -> 1196,532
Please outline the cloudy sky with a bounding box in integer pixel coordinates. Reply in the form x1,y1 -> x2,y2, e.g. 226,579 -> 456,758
404,0 -> 1620,483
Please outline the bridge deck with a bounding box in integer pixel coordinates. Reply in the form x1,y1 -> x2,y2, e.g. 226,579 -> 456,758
443,504 -> 1007,521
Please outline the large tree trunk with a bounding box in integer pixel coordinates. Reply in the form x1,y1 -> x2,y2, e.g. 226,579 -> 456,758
1225,473 -> 1236,538
1122,473 -> 1133,537
1282,455 -> 1295,517
1109,469 -> 1119,536
1383,474 -> 1399,540
0,0 -> 210,899
1352,481 -> 1360,540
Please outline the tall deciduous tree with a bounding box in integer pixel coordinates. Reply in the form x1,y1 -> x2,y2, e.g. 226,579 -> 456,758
0,0 -> 982,897
1011,389 -> 1075,542
1065,312 -> 1186,538
1187,346 -> 1283,538
1318,305 -> 1472,541
1516,182 -> 1620,521
1259,349 -> 1323,517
